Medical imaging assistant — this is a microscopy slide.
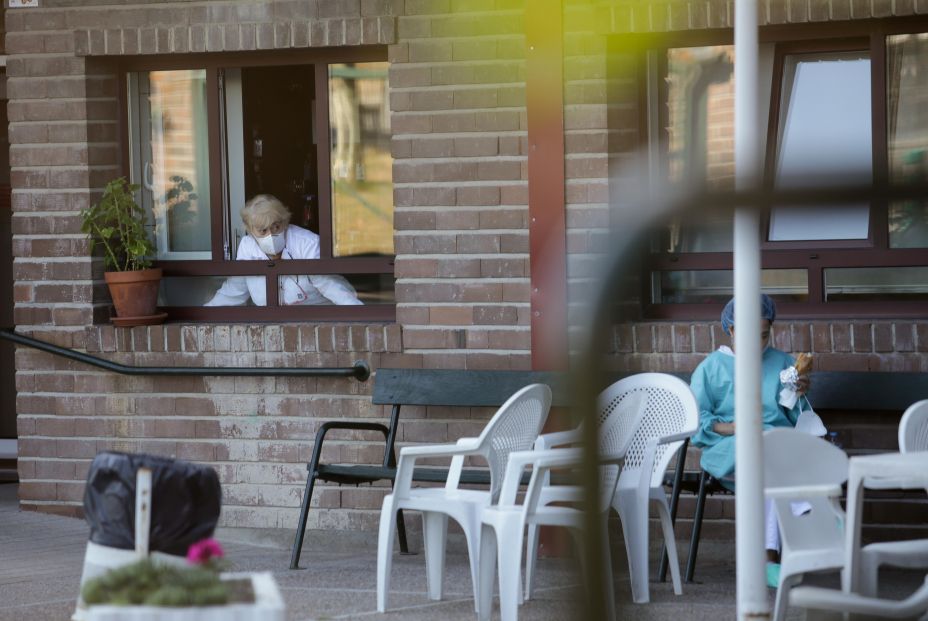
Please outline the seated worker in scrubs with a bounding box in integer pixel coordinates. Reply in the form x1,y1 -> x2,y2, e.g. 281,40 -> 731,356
206,194 -> 362,307
689,294 -> 810,588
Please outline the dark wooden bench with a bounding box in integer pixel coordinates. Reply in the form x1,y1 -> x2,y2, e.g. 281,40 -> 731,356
661,371 -> 928,584
288,368 -> 570,569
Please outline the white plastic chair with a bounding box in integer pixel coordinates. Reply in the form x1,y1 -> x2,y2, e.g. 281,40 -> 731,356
375,383 -> 552,613
790,574 -> 928,620
763,428 -> 849,621
476,386 -> 648,621
859,399 -> 928,597
526,373 -> 697,604
476,447 -> 617,621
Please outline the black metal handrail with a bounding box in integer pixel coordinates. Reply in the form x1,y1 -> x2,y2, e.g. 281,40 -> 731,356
0,328 -> 370,381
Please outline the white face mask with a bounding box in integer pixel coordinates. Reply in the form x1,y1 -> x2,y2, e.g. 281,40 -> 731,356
255,231 -> 286,256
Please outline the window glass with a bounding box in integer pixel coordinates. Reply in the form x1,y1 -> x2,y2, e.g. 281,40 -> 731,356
277,274 -> 395,305
158,276 -> 229,307
661,46 -> 735,253
825,267 -> 928,301
652,269 -> 808,304
887,33 -> 928,248
129,70 -> 212,260
329,62 -> 394,257
769,52 -> 871,241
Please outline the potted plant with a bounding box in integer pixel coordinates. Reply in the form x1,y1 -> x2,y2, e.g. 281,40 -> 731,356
80,177 -> 167,326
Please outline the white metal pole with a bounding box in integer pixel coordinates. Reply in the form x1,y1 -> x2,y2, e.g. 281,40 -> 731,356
734,0 -> 769,619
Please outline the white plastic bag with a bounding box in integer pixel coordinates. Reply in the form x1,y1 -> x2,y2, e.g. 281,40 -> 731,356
794,396 -> 827,437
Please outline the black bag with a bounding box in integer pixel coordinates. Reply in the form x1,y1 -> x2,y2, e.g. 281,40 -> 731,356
82,451 -> 222,557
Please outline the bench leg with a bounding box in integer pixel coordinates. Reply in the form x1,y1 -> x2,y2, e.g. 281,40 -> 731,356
397,509 -> 411,554
290,469 -> 319,570
659,440 -> 688,582
685,470 -> 710,583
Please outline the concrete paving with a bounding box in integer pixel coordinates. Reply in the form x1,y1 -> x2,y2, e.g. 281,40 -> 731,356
1,482 -> 922,620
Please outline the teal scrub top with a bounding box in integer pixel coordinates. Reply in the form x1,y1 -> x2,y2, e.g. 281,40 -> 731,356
690,346 -> 803,486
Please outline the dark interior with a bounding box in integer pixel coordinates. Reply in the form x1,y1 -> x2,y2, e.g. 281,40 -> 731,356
241,64 -> 319,233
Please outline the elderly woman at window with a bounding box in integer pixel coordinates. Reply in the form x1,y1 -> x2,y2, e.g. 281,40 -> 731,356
689,294 -> 810,588
205,194 -> 362,306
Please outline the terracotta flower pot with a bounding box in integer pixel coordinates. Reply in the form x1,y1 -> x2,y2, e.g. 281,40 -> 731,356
103,268 -> 166,327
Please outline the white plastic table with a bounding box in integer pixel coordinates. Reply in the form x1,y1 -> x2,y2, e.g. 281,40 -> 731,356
842,451 -> 928,594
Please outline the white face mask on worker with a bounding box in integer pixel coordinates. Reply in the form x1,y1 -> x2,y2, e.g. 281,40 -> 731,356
256,232 -> 285,255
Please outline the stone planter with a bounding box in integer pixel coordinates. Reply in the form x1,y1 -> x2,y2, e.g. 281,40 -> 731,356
84,572 -> 284,621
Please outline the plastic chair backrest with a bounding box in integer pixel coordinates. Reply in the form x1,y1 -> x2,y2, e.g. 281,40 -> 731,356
592,389 -> 647,511
478,383 -> 553,503
604,373 -> 699,488
899,400 -> 928,453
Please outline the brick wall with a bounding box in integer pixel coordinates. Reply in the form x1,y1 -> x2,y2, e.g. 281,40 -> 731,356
607,320 -> 928,373
6,0 -> 536,529
5,0 -> 414,529
6,0 -> 927,536
391,0 -> 532,370
594,0 -> 928,32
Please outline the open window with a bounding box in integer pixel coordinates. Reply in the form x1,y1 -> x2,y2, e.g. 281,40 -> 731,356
123,51 -> 394,321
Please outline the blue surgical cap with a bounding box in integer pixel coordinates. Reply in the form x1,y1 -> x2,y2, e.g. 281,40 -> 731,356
721,294 -> 776,335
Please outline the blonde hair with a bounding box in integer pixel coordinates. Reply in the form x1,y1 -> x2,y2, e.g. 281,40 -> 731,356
240,195 -> 291,232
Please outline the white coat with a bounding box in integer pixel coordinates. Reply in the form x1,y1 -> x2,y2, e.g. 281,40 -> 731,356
205,225 -> 362,306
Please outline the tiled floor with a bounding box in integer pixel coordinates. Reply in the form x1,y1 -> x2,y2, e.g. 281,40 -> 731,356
1,483 -> 922,620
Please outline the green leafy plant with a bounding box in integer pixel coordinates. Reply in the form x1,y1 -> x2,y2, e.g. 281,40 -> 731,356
80,177 -> 156,272
81,559 -> 253,608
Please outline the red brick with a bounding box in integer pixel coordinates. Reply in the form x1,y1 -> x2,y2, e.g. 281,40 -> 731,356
894,323 -> 916,352
811,323 -> 831,353
673,324 -> 693,353
654,324 -> 673,353
917,324 -> 928,352
873,323 -> 894,352
828,323 -> 851,353
790,323 -> 811,352
693,324 -> 712,352
429,306 -> 473,325
635,324 -> 654,353
852,323 -> 872,352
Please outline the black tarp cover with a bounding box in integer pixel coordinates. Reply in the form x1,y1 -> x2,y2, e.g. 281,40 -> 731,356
83,451 -> 222,556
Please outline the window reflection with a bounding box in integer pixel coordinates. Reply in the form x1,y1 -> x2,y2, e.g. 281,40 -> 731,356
825,267 -> 928,301
129,70 -> 212,260
329,62 -> 394,258
653,269 -> 808,304
278,274 -> 394,305
888,33 -> 928,248
662,46 -> 734,253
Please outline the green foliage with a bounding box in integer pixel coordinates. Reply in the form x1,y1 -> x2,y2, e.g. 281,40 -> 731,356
81,559 -> 231,608
80,177 -> 156,272
163,175 -> 197,210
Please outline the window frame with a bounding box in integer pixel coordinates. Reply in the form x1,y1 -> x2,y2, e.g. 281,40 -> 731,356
117,47 -> 395,323
629,17 -> 928,320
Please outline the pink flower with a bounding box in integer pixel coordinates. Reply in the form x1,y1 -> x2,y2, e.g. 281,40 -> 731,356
187,538 -> 224,565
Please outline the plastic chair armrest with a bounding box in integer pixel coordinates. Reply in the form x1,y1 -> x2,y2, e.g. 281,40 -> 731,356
497,448 -> 584,506
394,442 -> 484,495
657,429 -> 696,445
863,476 -> 927,490
398,443 -> 479,459
765,483 -> 843,499
535,428 -> 582,450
